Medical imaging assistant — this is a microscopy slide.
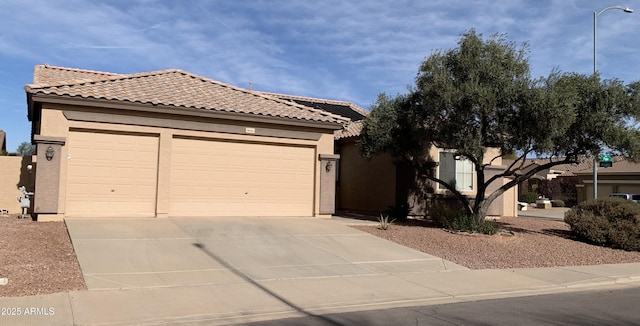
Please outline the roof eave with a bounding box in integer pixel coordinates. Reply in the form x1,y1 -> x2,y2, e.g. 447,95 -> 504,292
29,94 -> 345,131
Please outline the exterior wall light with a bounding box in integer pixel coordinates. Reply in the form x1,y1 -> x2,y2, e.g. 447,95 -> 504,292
326,161 -> 333,172
45,146 -> 54,161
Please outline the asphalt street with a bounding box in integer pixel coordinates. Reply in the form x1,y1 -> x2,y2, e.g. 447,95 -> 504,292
240,286 -> 640,326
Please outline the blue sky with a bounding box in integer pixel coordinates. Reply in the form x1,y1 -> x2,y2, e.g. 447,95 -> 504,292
1,0 -> 639,151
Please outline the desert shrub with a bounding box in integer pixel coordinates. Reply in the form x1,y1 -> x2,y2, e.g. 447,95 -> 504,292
519,191 -> 539,204
564,198 -> 640,251
385,203 -> 412,221
551,199 -> 565,207
477,219 -> 499,235
430,203 -> 498,235
430,203 -> 465,226
376,214 -> 395,230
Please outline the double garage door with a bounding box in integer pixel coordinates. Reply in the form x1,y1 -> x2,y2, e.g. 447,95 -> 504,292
66,131 -> 315,217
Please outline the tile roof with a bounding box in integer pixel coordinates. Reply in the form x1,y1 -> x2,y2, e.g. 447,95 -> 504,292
33,64 -> 119,85
573,156 -> 640,174
523,157 -> 594,176
26,65 -> 350,127
256,92 -> 368,140
507,156 -> 635,177
259,91 -> 368,121
335,120 -> 363,140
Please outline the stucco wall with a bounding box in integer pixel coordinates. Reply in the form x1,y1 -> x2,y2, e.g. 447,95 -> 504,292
335,143 -> 518,217
34,104 -> 338,219
336,140 -> 396,213
337,145 -> 517,217
0,156 -> 35,214
501,179 -> 518,217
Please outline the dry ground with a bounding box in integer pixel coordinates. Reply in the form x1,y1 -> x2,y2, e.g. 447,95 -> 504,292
352,216 -> 640,270
0,214 -> 86,297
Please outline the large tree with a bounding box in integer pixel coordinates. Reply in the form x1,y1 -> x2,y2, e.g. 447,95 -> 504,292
15,142 -> 35,156
360,30 -> 640,223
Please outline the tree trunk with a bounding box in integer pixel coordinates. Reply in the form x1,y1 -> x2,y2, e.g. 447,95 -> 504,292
473,201 -> 491,224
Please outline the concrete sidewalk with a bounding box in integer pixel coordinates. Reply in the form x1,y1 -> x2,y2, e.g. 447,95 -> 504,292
1,217 -> 639,325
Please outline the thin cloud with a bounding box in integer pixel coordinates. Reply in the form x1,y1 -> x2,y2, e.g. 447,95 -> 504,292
0,0 -> 639,150
65,43 -> 141,50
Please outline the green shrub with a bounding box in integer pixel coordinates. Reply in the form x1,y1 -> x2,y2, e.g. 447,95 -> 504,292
477,219 -> 499,235
551,199 -> 565,207
385,203 -> 412,221
519,192 -> 539,204
564,198 -> 640,251
430,203 -> 498,235
430,203 -> 465,227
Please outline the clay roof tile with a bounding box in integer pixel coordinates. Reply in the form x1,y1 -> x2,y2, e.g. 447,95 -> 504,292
26,65 -> 349,126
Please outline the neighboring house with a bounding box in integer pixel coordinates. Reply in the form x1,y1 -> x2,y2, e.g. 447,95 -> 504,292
504,156 -> 640,204
265,93 -> 518,218
25,64 -> 348,220
574,156 -> 640,201
506,157 -> 589,199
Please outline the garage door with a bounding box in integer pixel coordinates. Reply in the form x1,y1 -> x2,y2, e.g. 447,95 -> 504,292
170,138 -> 314,216
66,131 -> 159,217
616,185 -> 640,194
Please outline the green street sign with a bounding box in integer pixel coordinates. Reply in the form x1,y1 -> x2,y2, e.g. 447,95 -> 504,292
599,154 -> 612,168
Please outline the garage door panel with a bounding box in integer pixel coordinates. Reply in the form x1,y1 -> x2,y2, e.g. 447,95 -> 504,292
66,132 -> 159,217
170,138 -> 314,217
616,185 -> 640,194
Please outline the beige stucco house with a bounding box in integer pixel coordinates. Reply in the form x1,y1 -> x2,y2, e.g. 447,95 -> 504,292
25,65 -> 348,221
506,157 -> 587,200
261,93 -> 518,218
335,122 -> 518,217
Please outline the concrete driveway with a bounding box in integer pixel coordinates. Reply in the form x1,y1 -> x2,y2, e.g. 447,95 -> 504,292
66,217 -> 464,290
65,217 -> 466,291
518,207 -> 570,220
63,217 -> 471,324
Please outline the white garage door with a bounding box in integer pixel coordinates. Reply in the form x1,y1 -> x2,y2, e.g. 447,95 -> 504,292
170,138 -> 315,216
66,131 -> 159,217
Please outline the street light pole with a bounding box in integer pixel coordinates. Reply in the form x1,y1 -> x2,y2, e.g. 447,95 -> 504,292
592,5 -> 633,200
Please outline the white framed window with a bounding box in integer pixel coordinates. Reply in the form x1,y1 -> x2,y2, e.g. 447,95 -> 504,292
438,152 -> 474,191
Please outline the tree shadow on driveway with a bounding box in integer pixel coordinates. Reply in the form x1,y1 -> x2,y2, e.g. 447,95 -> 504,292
192,242 -> 345,326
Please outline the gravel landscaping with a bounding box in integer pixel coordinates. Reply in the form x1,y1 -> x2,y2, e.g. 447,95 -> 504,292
351,216 -> 640,270
0,214 -> 86,297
